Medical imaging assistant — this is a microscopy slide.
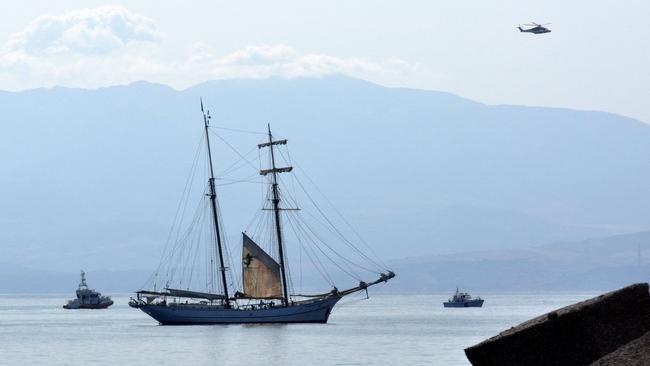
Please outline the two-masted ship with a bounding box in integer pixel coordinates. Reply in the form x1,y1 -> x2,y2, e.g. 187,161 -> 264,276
129,102 -> 394,324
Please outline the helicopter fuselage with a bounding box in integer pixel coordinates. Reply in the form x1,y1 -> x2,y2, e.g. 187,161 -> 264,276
518,26 -> 551,34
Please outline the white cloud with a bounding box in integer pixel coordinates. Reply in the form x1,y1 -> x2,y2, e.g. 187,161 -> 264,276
218,45 -> 298,66
0,7 -> 419,90
183,44 -> 419,84
5,6 -> 161,56
0,6 -> 168,89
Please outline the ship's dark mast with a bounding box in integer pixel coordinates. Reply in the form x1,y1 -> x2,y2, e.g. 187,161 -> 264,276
258,124 -> 292,306
201,100 -> 230,307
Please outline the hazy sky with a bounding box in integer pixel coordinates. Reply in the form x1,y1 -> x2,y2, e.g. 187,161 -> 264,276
1,0 -> 648,122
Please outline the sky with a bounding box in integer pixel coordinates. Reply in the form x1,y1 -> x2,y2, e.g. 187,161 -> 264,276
0,0 -> 648,122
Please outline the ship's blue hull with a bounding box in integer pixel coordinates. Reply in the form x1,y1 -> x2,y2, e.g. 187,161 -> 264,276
443,299 -> 484,308
136,297 -> 341,325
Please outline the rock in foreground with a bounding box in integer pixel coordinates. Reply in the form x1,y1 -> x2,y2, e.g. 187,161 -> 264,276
465,283 -> 650,366
590,330 -> 650,366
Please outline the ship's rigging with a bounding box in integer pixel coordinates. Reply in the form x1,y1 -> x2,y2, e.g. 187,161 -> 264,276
136,101 -> 393,312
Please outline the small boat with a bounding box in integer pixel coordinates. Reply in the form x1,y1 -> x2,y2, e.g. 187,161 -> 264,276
63,270 -> 113,309
443,288 -> 484,308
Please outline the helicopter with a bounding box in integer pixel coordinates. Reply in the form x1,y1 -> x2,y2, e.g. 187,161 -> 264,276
518,22 -> 551,34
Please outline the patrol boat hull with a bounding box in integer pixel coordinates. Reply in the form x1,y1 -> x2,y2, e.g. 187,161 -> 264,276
443,299 -> 484,308
132,297 -> 341,325
63,301 -> 113,309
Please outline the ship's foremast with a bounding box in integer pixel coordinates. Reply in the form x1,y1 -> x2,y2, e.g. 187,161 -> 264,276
201,100 -> 231,308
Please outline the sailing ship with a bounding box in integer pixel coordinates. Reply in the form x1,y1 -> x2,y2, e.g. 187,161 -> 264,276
63,270 -> 113,309
129,102 -> 394,324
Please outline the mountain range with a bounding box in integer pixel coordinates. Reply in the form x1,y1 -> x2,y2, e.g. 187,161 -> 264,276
1,76 -> 649,291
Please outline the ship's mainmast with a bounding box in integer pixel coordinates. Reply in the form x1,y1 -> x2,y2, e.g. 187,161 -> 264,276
258,124 -> 293,306
201,100 -> 230,307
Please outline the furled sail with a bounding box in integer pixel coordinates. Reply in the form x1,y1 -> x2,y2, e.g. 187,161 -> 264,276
165,288 -> 226,301
242,233 -> 282,298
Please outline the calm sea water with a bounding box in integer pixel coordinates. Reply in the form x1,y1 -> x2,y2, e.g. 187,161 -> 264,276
0,292 -> 598,365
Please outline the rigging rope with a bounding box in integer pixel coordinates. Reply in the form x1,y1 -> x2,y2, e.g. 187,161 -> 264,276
286,211 -> 361,281
215,174 -> 265,186
216,200 -> 239,294
290,172 -> 387,271
216,145 -> 259,177
210,125 -> 267,135
208,129 -> 260,173
277,176 -> 379,274
284,212 -> 335,285
279,150 -> 389,269
141,132 -> 205,289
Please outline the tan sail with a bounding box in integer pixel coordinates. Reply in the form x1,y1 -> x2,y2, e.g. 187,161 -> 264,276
242,233 -> 282,298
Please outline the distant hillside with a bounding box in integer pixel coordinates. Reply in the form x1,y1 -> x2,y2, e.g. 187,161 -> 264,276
388,231 -> 650,292
2,230 -> 649,293
1,76 -> 650,276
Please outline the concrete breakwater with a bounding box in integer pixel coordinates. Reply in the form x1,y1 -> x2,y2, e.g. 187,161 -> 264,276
465,283 -> 650,366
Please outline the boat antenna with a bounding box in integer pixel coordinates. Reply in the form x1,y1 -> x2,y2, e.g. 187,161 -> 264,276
258,124 -> 293,306
201,98 -> 231,307
80,270 -> 87,288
